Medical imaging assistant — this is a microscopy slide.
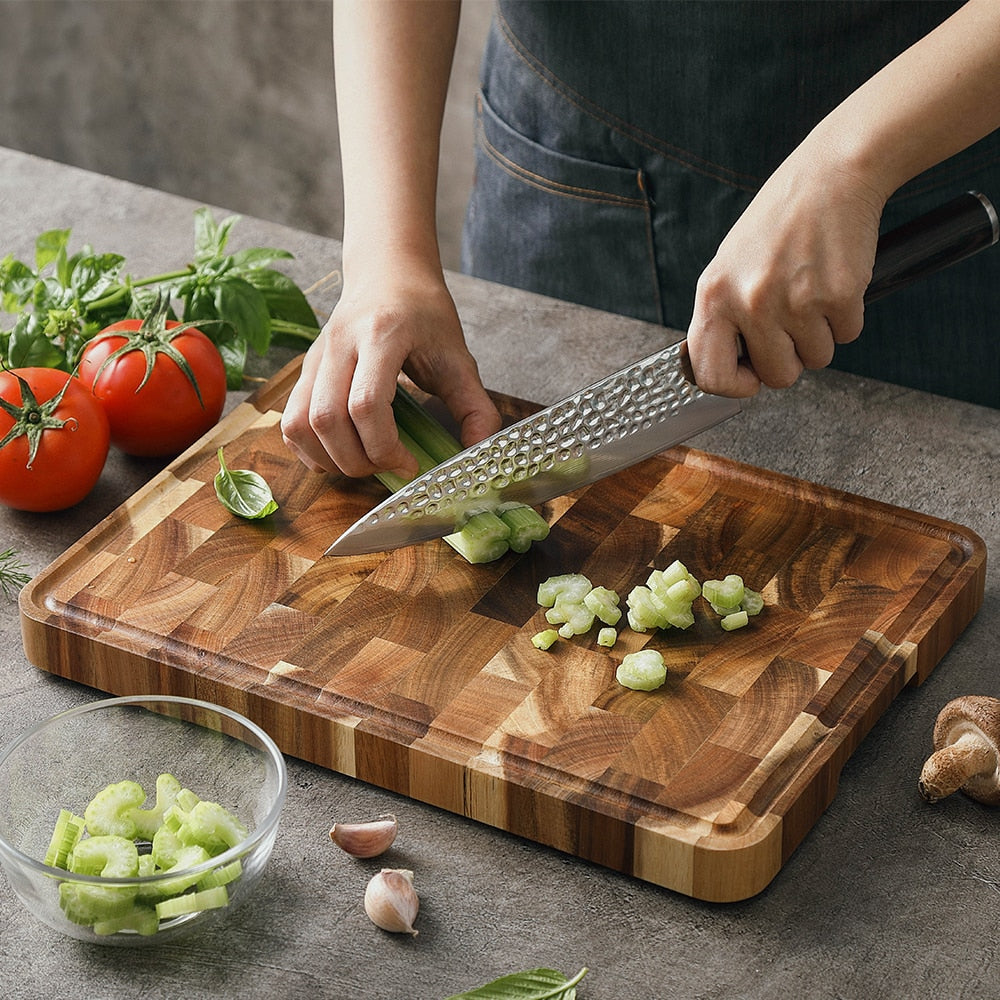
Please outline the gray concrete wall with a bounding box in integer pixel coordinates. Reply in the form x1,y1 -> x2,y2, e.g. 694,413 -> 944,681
0,0 -> 491,271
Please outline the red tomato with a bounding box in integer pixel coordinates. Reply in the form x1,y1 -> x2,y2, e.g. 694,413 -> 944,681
0,368 -> 110,512
78,317 -> 227,457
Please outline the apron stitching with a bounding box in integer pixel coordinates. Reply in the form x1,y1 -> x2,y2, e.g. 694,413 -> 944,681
638,170 -> 666,326
477,100 -> 647,207
496,9 -> 765,193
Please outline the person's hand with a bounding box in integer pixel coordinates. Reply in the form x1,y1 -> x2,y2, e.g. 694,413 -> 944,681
280,266 -> 502,478
687,164 -> 885,397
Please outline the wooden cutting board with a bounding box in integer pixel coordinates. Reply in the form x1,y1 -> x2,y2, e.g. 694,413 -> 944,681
19,358 -> 986,902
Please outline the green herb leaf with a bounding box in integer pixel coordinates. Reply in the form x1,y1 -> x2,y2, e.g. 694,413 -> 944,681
443,967 -> 588,1000
0,548 -> 31,601
214,447 -> 278,520
213,276 -> 272,356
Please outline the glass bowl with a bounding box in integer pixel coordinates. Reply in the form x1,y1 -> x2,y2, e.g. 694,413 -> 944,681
0,695 -> 287,945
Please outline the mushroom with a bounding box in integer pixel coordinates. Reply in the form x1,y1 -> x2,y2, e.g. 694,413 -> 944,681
918,696 -> 1000,805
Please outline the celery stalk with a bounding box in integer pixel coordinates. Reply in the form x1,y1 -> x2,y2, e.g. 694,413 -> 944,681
392,384 -> 463,463
378,386 -> 549,563
498,504 -> 550,552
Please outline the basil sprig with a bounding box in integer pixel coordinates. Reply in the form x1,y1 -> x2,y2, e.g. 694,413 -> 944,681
1,208 -> 321,388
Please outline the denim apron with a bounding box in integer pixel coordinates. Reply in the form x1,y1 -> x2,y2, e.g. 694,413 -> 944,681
461,1 -> 1000,408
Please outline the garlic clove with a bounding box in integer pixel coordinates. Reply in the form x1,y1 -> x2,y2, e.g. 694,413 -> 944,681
329,814 -> 398,858
364,868 -> 419,936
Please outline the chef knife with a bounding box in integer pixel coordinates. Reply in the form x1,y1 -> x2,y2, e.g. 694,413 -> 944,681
326,190 -> 999,557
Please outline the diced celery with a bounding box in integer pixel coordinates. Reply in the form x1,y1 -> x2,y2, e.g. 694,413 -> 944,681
151,825 -> 183,870
93,903 -> 160,937
44,809 -> 85,869
197,859 -> 244,891
537,574 -> 592,608
68,836 -> 140,879
178,800 -> 249,855
597,627 -> 617,648
148,845 -> 213,899
83,780 -> 145,839
740,587 -> 765,616
128,773 -> 183,842
584,586 -> 622,626
721,610 -> 749,631
702,575 -> 745,610
616,649 -> 667,691
155,885 -> 229,921
60,880 -> 137,925
531,629 -> 560,650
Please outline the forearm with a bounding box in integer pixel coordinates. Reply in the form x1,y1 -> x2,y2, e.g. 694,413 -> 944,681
804,0 -> 1000,201
333,0 -> 461,281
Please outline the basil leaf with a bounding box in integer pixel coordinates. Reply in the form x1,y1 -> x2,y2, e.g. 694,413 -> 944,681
7,315 -> 64,368
213,276 -> 271,356
229,247 -> 294,271
444,967 -> 588,1000
214,448 -> 278,519
241,268 -> 320,328
194,207 -> 240,263
216,337 -> 248,391
35,229 -> 71,271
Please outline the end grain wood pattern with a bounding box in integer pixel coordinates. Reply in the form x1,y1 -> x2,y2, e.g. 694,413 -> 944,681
20,358 -> 986,901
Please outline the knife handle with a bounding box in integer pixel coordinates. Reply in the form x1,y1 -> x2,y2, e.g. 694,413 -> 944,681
864,190 -> 999,303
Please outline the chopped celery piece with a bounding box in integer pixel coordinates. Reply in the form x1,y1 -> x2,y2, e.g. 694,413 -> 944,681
597,627 -> 617,648
616,649 -> 667,691
702,574 -> 745,611
44,809 -> 85,869
531,629 -> 560,650
152,824 -> 183,870
83,780 -> 145,839
146,845 -> 213,899
626,585 -> 670,631
197,859 -> 244,891
655,559 -> 692,590
497,504 -> 550,553
128,773 -> 183,842
721,609 -> 749,631
444,510 -> 511,563
59,880 -> 137,925
545,599 -> 594,635
740,587 -> 765,616
155,885 -> 229,920
93,903 -> 160,937
537,574 -> 592,608
178,800 -> 249,854
68,835 -> 139,878
584,586 -> 622,626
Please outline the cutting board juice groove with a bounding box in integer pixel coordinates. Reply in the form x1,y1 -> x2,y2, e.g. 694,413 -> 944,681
20,359 -> 986,901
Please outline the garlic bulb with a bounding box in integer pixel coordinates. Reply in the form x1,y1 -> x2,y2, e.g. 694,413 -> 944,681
364,868 -> 419,935
329,815 -> 398,858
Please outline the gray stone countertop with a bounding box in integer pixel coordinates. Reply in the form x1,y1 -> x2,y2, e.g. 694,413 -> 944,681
1,147 -> 998,999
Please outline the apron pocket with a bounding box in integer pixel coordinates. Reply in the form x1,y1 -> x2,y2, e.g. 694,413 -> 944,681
461,90 -> 663,324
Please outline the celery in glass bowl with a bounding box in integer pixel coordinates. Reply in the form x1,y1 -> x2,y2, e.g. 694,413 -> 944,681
0,695 -> 286,945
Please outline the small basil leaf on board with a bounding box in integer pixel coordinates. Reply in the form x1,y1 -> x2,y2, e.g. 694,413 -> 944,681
214,447 -> 278,519
444,967 -> 588,1000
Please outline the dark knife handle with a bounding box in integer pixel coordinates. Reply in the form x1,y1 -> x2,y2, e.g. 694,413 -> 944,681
865,190 -> 998,303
